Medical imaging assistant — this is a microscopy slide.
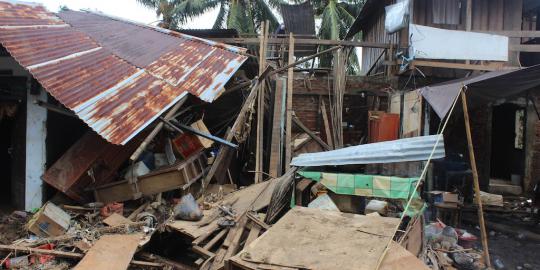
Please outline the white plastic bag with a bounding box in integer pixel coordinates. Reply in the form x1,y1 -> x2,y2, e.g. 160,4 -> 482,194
385,0 -> 410,34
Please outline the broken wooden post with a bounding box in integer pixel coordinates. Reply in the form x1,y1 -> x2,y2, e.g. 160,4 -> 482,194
461,90 -> 491,267
285,32 -> 295,169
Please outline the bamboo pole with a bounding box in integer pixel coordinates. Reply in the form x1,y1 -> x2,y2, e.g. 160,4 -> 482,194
285,32 -> 295,169
460,90 -> 491,267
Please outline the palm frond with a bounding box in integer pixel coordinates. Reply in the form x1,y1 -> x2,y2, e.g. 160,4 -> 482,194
227,1 -> 255,33
213,1 -> 228,29
173,0 -> 221,25
252,0 -> 280,32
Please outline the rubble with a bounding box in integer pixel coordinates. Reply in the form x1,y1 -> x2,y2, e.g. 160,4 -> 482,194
2,1 -> 540,270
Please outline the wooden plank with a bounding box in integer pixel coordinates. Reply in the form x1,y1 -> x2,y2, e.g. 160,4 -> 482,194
210,37 -> 390,48
269,77 -> 286,178
103,213 -> 131,227
320,99 -> 333,149
244,224 -> 262,248
169,179 -> 278,239
201,69 -> 267,190
509,44 -> 540,52
255,21 -> 269,183
0,244 -> 160,268
292,116 -> 331,151
410,60 -> 510,71
42,130 -> 141,202
73,234 -> 142,270
203,228 -> 229,250
475,30 -> 540,37
461,91 -> 491,267
284,33 -> 295,169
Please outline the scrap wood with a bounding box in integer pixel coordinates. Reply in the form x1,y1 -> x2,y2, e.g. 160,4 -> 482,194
227,207 -> 428,270
168,178 -> 278,239
0,244 -> 160,268
130,95 -> 188,161
128,202 -> 150,221
21,221 -> 146,247
292,116 -> 331,151
138,252 -> 194,270
201,67 -> 270,191
73,234 -> 143,270
102,213 -> 132,227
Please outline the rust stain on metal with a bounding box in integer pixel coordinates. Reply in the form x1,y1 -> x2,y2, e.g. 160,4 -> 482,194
0,1 -> 247,145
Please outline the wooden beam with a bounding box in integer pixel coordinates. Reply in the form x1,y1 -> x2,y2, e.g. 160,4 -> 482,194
320,100 -> 333,149
210,37 -> 390,48
292,116 -> 331,151
285,33 -> 295,169
410,60 -> 511,71
461,90 -> 491,267
269,78 -> 285,178
255,21 -> 269,183
0,244 -> 162,268
509,44 -> 540,52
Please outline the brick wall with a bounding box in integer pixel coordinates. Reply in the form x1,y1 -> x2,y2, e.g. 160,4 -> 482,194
291,75 -> 390,146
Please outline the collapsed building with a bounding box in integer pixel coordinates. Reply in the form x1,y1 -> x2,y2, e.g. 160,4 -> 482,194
0,0 -> 539,270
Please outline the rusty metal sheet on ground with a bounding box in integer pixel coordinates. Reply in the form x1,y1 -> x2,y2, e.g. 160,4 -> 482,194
73,234 -> 142,270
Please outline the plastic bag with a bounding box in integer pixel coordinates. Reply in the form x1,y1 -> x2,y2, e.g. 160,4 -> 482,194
174,194 -> 203,221
385,0 -> 410,34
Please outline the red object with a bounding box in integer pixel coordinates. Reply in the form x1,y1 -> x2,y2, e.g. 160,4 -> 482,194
171,133 -> 203,159
100,202 -> 124,217
368,111 -> 399,143
3,244 -> 55,268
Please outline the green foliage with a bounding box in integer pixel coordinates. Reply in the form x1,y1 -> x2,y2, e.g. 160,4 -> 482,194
136,0 -> 366,73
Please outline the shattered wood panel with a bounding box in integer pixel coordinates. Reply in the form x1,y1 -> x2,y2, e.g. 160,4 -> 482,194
231,207 -> 401,270
228,242 -> 428,270
168,179 -> 278,239
93,152 -> 206,203
42,130 -> 141,202
73,234 -> 142,270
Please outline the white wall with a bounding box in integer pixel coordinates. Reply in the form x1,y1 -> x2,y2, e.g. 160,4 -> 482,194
25,88 -> 47,210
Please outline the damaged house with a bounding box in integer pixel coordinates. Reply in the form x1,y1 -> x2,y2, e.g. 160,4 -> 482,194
0,0 -> 540,269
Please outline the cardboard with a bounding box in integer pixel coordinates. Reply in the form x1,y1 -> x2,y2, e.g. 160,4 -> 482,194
27,202 -> 71,237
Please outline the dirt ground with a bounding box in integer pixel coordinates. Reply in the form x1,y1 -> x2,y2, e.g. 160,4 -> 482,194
463,213 -> 540,270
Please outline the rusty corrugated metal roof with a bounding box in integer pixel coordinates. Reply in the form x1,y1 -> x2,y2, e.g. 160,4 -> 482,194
0,1 -> 247,145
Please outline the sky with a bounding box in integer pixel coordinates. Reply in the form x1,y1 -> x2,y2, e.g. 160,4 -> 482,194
32,0 -> 219,28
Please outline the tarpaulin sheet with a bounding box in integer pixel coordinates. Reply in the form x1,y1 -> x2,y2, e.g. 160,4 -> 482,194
419,64 -> 540,119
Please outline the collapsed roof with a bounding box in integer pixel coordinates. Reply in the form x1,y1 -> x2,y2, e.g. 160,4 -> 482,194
0,1 -> 248,145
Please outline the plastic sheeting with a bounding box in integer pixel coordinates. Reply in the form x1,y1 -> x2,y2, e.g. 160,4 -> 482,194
419,64 -> 540,119
290,135 -> 445,167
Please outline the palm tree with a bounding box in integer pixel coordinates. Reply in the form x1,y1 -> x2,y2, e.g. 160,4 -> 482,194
299,0 -> 365,74
136,0 -> 282,33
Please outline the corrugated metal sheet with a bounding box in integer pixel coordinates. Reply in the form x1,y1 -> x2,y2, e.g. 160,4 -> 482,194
0,1 -> 247,145
57,10 -> 181,67
280,2 -> 317,57
291,135 -> 445,167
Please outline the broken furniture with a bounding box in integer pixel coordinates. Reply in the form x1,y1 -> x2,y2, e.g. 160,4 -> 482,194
93,151 -> 207,203
42,131 -> 142,202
